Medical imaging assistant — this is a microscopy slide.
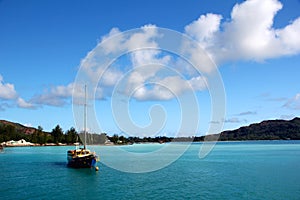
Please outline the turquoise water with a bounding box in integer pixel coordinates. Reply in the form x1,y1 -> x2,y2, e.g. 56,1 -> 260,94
1,141 -> 300,199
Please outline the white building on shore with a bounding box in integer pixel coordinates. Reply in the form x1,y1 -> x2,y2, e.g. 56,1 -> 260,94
4,139 -> 34,147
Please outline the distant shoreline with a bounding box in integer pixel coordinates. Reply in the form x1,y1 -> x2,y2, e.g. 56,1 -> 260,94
2,139 -> 299,148
1,143 -> 115,148
1,117 -> 300,146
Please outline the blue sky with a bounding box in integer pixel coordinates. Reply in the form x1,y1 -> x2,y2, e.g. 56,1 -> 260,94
0,0 -> 300,137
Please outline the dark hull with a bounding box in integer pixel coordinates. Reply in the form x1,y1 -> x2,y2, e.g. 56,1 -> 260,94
67,154 -> 96,168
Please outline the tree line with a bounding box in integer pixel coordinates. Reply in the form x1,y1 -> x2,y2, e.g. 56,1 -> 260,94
0,123 -> 111,145
0,122 -> 204,145
1,117 -> 300,145
0,124 -> 81,145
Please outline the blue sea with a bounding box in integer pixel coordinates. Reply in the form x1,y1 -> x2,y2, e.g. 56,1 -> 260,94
1,141 -> 300,200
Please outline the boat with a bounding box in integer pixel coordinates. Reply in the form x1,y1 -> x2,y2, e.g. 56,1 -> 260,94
67,85 -> 99,169
67,148 -> 98,168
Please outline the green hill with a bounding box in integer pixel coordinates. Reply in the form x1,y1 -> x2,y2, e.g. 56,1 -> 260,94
218,117 -> 300,141
0,120 -> 100,145
0,120 -> 44,143
0,120 -> 36,135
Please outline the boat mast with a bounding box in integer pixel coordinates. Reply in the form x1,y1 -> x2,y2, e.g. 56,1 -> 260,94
84,84 -> 87,150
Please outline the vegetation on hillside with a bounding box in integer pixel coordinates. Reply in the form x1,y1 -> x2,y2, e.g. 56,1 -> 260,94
1,117 -> 300,145
0,121 -> 83,145
217,117 -> 300,141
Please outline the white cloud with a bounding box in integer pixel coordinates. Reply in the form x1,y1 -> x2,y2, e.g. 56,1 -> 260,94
0,74 -> 39,110
0,74 -> 18,100
131,49 -> 171,68
131,75 -> 207,101
17,97 -> 35,109
183,13 -> 222,73
31,82 -> 104,107
184,0 -> 300,64
100,27 -> 124,54
223,0 -> 281,60
185,13 -> 222,48
188,76 -> 207,91
276,17 -> 300,54
181,42 -> 217,74
31,83 -> 75,107
237,111 -> 257,116
126,24 -> 159,50
100,69 -> 123,87
31,92 -> 67,107
283,93 -> 300,110
100,24 -> 159,56
81,24 -> 213,101
225,117 -> 247,123
79,25 -> 162,92
64,0 -> 300,103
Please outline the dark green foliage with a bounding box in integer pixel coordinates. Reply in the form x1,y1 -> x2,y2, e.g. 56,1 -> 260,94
109,134 -> 120,144
108,118 -> 300,143
107,135 -> 173,144
0,124 -> 25,143
218,118 -> 300,141
51,125 -> 64,144
1,118 -> 300,144
0,121 -> 81,144
65,127 -> 78,144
